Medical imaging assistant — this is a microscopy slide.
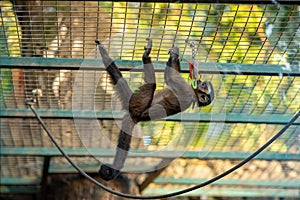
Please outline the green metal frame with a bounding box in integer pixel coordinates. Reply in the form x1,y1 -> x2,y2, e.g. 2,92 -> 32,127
142,188 -> 300,198
97,0 -> 299,4
1,147 -> 299,160
0,185 -> 40,194
1,57 -> 299,76
2,185 -> 299,197
1,109 -> 299,124
153,177 -> 300,188
1,147 -> 299,196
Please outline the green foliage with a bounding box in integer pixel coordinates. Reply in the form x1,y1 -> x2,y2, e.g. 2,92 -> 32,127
0,68 -> 13,108
0,1 -> 21,57
0,1 -> 18,104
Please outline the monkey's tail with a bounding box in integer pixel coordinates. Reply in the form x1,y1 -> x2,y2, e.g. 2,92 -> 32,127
99,114 -> 136,181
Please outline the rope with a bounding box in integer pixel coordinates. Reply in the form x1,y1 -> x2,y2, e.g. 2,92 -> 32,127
26,100 -> 299,199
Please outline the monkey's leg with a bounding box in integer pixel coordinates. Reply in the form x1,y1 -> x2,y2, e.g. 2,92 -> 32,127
96,40 -> 132,109
129,38 -> 156,121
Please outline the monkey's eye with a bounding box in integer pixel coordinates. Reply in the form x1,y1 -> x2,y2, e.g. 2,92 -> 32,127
201,82 -> 207,87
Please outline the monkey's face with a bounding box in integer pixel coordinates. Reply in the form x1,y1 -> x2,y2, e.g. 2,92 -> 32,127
194,80 -> 214,107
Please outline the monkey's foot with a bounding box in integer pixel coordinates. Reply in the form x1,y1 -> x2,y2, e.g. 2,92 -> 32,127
99,164 -> 120,181
95,40 -> 107,53
95,40 -> 114,68
143,38 -> 152,59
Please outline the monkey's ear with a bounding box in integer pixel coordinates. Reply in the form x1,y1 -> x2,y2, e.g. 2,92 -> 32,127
192,101 -> 196,109
206,81 -> 214,103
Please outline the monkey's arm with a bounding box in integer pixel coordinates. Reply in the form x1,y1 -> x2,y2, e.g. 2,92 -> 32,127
165,45 -> 214,107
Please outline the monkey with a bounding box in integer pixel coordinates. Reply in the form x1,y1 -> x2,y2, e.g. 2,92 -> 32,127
95,38 -> 214,181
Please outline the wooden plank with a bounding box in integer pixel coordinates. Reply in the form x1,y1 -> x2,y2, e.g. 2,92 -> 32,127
138,160 -> 172,192
40,157 -> 50,196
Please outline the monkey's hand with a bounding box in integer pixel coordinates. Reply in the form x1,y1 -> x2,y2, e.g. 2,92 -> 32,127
169,45 -> 179,57
143,38 -> 152,60
167,46 -> 181,72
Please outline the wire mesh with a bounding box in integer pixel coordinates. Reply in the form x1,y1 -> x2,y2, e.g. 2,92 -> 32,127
0,0 -> 299,197
1,68 -> 299,114
1,2 -> 299,66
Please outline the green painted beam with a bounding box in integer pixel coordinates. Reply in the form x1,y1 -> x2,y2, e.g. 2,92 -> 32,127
0,178 -> 300,195
48,163 -> 148,174
1,147 -> 299,161
1,186 -> 299,197
1,108 -> 299,125
98,0 -> 299,5
142,188 -> 300,198
0,185 -> 40,194
0,177 -> 41,185
48,163 -> 101,174
1,57 -> 299,76
153,177 -> 300,188
2,176 -> 298,190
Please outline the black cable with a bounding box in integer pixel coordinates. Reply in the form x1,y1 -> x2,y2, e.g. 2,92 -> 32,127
28,102 -> 299,199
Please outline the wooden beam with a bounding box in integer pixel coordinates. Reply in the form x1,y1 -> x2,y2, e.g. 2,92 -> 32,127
40,157 -> 50,197
138,159 -> 172,192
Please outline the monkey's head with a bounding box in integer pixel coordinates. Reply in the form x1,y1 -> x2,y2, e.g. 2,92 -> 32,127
193,80 -> 214,107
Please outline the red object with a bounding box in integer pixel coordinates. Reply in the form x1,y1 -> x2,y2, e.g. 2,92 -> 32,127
189,60 -> 194,79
